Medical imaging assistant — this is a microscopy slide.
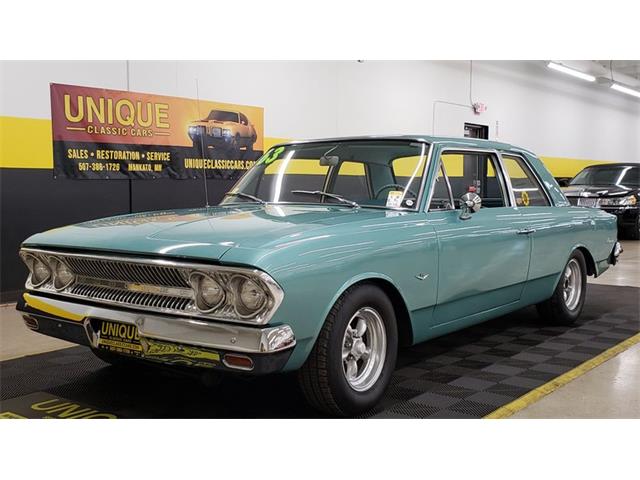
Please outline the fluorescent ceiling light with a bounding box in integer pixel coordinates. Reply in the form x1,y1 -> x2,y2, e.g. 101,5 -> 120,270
610,83 -> 640,99
547,62 -> 596,82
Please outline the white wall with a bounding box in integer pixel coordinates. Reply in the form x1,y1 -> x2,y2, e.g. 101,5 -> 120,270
2,60 -> 639,162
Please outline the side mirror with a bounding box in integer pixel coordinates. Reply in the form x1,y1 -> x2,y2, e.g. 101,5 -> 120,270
459,192 -> 481,220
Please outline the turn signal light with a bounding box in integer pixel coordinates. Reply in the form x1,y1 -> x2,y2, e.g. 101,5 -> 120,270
223,354 -> 254,371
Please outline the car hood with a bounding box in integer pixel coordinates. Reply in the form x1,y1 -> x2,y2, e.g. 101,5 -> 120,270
22,204 -> 399,262
563,185 -> 636,197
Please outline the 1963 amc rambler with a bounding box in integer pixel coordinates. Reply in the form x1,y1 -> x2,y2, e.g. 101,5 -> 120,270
16,136 -> 621,415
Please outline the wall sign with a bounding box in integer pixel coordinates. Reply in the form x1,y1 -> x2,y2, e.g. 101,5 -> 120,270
50,83 -> 264,180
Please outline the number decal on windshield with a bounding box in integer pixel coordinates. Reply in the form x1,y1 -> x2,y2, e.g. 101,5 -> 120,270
257,146 -> 286,166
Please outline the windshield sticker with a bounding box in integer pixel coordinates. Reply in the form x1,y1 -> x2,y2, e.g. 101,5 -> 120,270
386,190 -> 403,208
258,146 -> 286,166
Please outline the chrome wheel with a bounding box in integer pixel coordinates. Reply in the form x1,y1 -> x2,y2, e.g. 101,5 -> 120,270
341,307 -> 387,392
562,258 -> 582,311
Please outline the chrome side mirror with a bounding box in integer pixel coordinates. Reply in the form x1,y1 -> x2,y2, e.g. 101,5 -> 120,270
459,192 -> 481,220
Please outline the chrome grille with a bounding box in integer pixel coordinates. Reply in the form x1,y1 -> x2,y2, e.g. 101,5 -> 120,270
65,256 -> 189,288
70,283 -> 193,311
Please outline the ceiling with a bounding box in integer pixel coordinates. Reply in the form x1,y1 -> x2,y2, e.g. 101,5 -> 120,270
595,60 -> 640,81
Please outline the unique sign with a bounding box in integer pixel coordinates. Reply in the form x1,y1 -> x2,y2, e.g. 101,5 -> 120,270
50,83 -> 264,180
0,392 -> 118,419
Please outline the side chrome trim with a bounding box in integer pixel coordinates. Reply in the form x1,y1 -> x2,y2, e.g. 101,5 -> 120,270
20,293 -> 296,354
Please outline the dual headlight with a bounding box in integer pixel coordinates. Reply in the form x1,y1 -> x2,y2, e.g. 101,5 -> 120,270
599,195 -> 638,207
20,252 -> 75,291
222,129 -> 232,137
189,271 -> 279,323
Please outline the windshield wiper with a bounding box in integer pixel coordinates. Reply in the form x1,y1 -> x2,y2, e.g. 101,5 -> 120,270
291,190 -> 360,208
225,191 -> 266,204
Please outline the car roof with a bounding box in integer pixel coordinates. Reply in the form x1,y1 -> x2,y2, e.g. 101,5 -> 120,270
579,163 -> 638,169
273,135 -> 534,155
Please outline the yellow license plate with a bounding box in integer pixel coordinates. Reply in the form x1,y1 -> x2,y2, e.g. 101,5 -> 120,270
97,320 -> 143,356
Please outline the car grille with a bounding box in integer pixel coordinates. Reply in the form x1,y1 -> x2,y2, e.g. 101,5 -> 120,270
28,251 -> 201,317
64,256 -> 190,288
69,283 -> 193,311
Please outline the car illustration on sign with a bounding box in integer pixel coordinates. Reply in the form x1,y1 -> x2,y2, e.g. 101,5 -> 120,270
16,136 -> 621,416
188,109 -> 257,156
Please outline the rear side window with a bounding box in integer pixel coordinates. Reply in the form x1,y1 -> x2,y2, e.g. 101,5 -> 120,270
502,154 -> 550,207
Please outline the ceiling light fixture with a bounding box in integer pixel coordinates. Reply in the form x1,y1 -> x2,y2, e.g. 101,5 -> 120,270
610,83 -> 640,99
547,62 -> 596,82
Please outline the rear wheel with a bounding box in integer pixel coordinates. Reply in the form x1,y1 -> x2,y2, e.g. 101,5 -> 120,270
536,250 -> 587,324
298,284 -> 398,416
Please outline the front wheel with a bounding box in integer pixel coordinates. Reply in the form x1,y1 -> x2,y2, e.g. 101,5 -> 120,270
536,250 -> 587,324
298,284 -> 398,416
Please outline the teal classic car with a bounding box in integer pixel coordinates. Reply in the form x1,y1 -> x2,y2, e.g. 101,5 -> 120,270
16,136 -> 622,416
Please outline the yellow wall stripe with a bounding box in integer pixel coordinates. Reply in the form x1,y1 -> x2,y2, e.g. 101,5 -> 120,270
0,116 -> 53,169
0,115 -> 622,177
485,333 -> 640,419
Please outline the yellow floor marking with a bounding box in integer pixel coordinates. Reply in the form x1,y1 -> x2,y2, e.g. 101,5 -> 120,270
485,332 -> 640,419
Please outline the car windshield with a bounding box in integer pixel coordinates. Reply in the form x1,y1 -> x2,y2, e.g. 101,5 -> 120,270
220,140 -> 430,210
570,165 -> 640,188
205,110 -> 238,122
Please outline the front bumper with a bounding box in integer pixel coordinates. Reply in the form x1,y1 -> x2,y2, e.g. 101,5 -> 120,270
599,206 -> 639,229
16,292 -> 296,375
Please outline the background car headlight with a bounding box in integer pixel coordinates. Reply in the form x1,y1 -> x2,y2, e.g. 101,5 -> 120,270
222,129 -> 232,137
51,257 -> 75,291
600,195 -> 637,206
191,272 -> 225,311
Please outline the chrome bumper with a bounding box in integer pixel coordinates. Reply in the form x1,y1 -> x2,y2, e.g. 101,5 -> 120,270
18,292 -> 296,354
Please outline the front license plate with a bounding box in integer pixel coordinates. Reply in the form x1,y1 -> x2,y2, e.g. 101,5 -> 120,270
96,320 -> 143,357
578,197 -> 597,207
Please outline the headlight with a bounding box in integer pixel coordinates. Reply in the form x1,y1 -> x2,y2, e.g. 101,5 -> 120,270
20,252 -> 51,287
51,257 -> 75,291
600,195 -> 637,206
190,272 -> 225,312
222,129 -> 232,137
239,278 -> 266,311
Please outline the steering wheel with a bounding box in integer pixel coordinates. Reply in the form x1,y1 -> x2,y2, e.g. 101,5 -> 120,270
374,184 -> 418,199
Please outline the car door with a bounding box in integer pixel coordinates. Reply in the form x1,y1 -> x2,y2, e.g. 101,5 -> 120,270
426,147 -> 532,328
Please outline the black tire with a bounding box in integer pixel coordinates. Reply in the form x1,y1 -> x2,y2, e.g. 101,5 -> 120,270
536,250 -> 587,324
298,284 -> 398,417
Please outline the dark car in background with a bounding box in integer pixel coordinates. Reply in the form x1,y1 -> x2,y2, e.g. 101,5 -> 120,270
564,163 -> 640,239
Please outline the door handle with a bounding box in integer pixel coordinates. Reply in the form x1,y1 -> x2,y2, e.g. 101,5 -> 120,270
516,227 -> 536,235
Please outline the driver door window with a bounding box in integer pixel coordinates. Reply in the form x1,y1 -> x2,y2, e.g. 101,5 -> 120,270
440,152 -> 508,208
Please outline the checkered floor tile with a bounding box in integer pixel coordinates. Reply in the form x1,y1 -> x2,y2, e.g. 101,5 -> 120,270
1,284 -> 638,418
